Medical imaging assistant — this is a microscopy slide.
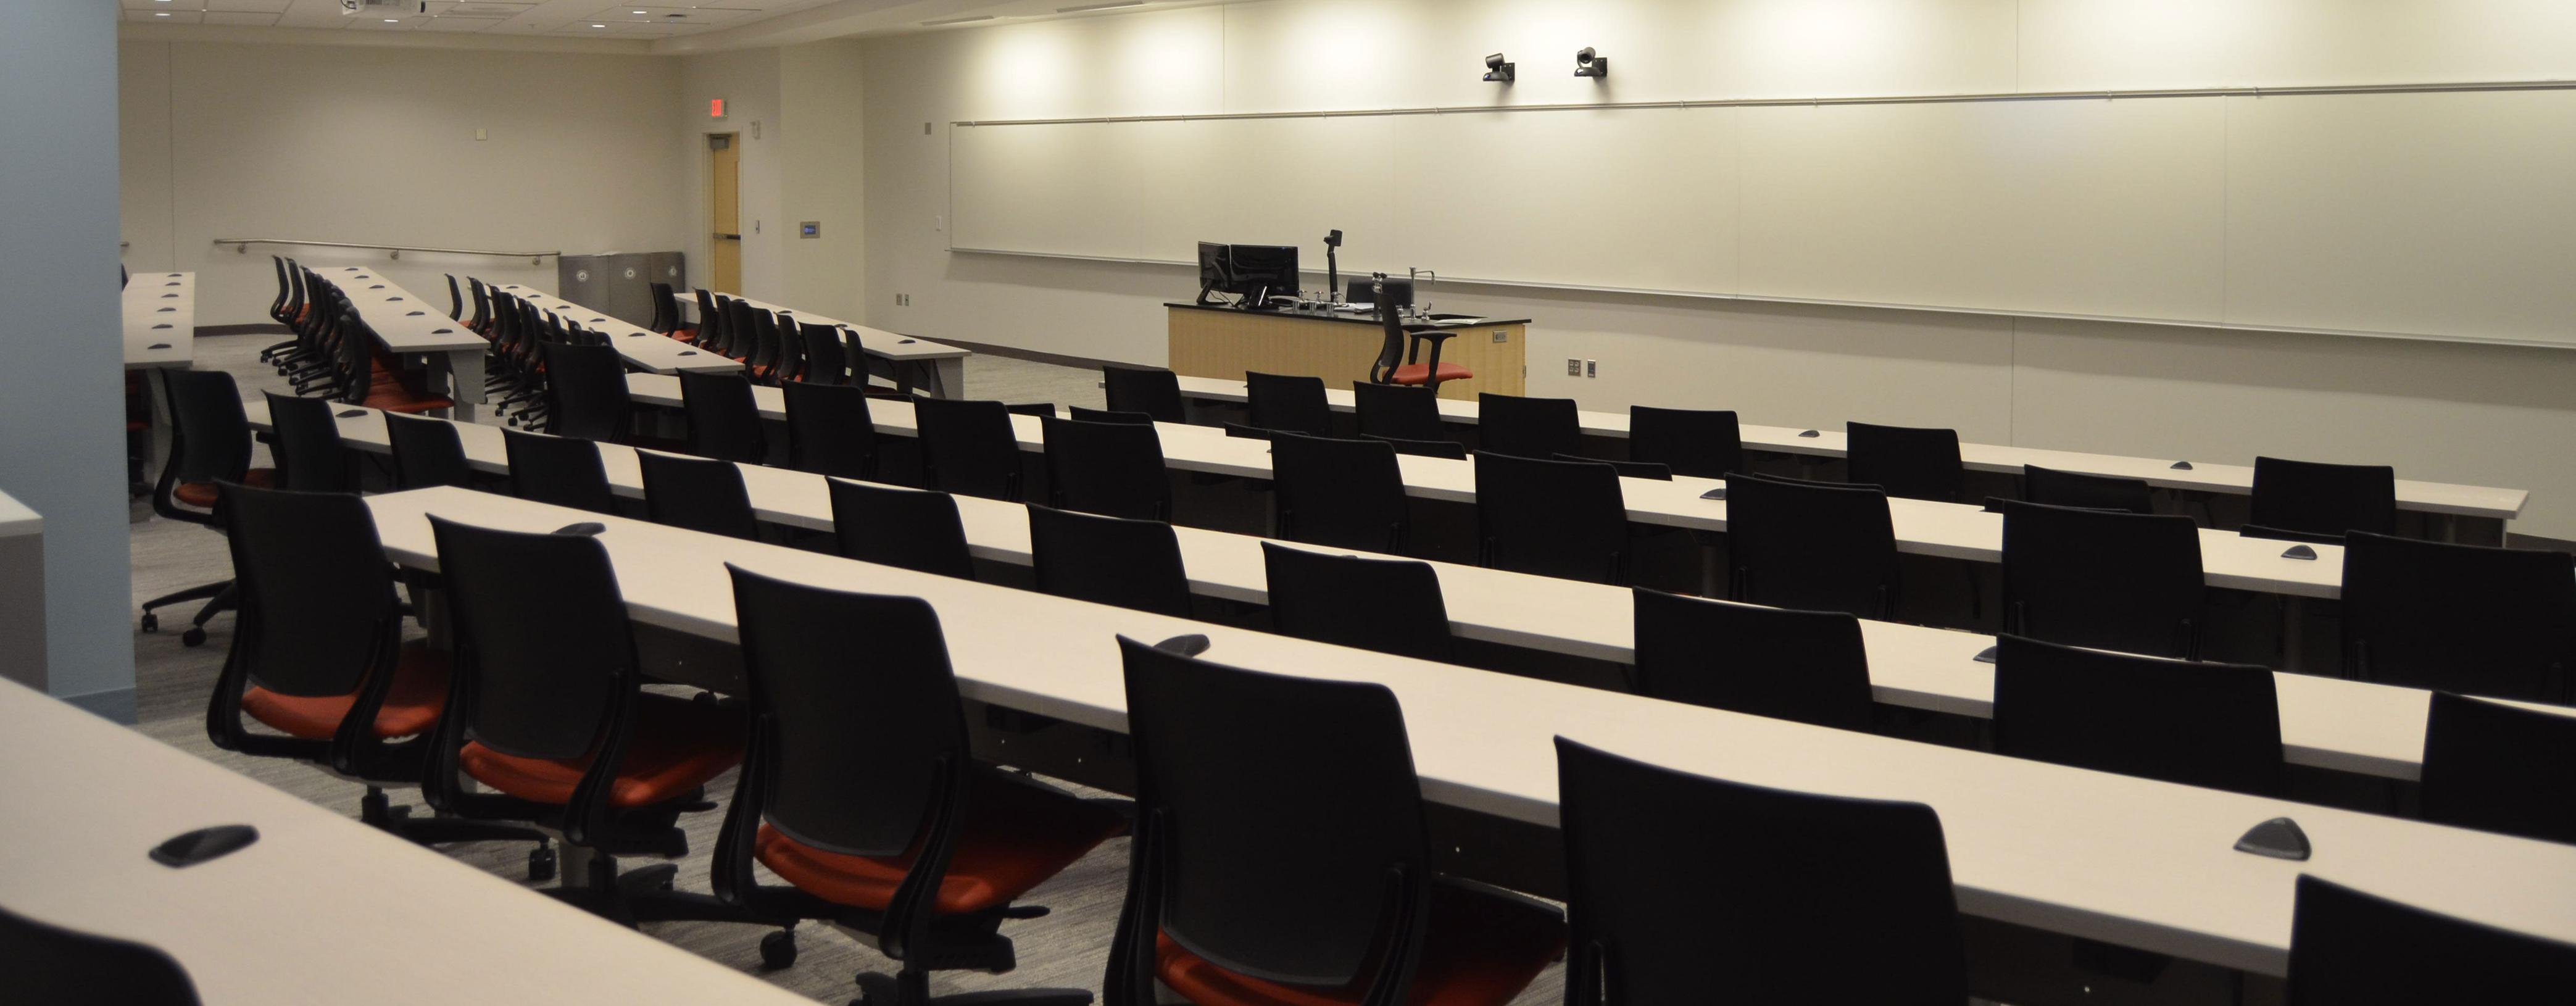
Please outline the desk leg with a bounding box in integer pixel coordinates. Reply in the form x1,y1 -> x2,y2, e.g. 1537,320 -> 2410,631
929,357 -> 965,400
442,348 -> 487,423
2282,596 -> 2308,673
143,367 -> 177,486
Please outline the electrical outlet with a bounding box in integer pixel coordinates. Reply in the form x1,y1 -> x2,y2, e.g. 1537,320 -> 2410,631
1492,329 -> 1508,343
1586,359 -> 1598,378
1566,359 -> 1582,376
895,293 -> 911,307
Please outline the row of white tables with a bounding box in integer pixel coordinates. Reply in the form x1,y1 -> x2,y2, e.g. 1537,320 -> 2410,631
315,267 -> 491,422
123,272 -> 195,477
355,484 -> 2576,979
1163,375 -> 2530,524
680,294 -> 973,399
483,283 -> 742,376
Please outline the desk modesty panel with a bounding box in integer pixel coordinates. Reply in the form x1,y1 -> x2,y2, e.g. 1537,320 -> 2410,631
1168,304 -> 1526,399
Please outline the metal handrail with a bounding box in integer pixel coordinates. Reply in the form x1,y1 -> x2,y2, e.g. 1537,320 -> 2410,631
212,238 -> 557,263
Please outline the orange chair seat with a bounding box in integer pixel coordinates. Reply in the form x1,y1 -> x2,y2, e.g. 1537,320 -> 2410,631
1389,363 -> 1472,386
671,327 -> 697,344
241,642 -> 451,740
1156,881 -> 1565,1006
174,468 -> 274,509
755,769 -> 1125,916
460,692 -> 744,809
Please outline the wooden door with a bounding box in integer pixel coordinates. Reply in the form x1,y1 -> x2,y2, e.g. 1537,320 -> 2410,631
710,133 -> 741,294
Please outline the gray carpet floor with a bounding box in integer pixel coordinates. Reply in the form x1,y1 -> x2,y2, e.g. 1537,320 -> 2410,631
125,333 -> 1566,1006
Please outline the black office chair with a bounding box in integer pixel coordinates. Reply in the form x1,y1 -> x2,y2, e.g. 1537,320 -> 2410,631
1027,505 -> 1192,617
1068,407 -> 1153,425
1990,634 -> 2280,796
694,289 -> 731,356
1627,406 -> 1742,480
2340,532 -> 2576,700
384,412 -> 475,489
539,341 -> 635,444
781,380 -> 879,480
1260,542 -> 1453,663
1475,452 -> 1629,584
1103,364 -> 1186,423
1108,639 -> 1566,1006
1476,393 -> 1582,460
1629,588 -> 1876,731
262,392 -> 357,493
1363,433 -> 1468,460
1244,371 -> 1333,437
797,321 -> 850,385
2285,875 -> 2576,1004
502,428 -> 615,514
712,568 -> 1124,1002
1366,310 -> 1473,394
421,517 -> 746,923
207,483 -> 549,868
1554,453 -> 1670,480
650,281 -> 690,340
1846,422 -> 1963,503
1352,380 -> 1448,443
2251,457 -> 2397,539
828,478 -> 976,580
1042,417 -> 1171,521
2240,524 -> 2347,546
1006,403 -> 1058,417
680,370 -> 767,464
1723,472 -> 1901,620
1555,738 -> 1966,1006
636,449 -> 758,539
1998,500 -> 2204,659
915,397 -> 1027,501
2022,464 -> 2154,514
0,905 -> 202,1006
1272,433 -> 1411,553
2420,692 -> 2576,846
141,369 -> 274,647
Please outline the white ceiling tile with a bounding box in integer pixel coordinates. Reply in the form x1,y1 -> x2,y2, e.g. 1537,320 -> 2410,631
202,10 -> 283,24
206,0 -> 294,12
122,0 -> 204,10
416,15 -> 505,31
130,10 -> 206,22
347,14 -> 431,29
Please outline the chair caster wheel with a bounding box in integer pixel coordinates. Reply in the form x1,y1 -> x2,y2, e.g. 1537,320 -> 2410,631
528,846 -> 556,883
139,613 -> 159,634
759,930 -> 798,970
181,627 -> 208,647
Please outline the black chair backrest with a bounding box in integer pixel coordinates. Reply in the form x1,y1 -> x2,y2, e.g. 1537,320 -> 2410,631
2241,523 -> 2347,546
1554,452 -> 1669,480
1261,542 -> 1453,663
2420,692 -> 2576,846
780,380 -> 878,480
726,567 -> 967,857
649,281 -> 681,334
1627,405 -> 1742,480
218,482 -> 400,700
1102,365 -> 1186,423
1363,433 -> 1468,459
2287,875 -> 2576,1004
1245,371 -> 1333,437
446,274 -> 466,321
427,516 -> 633,762
501,428 -> 615,514
1005,402 -> 1057,417
637,449 -> 758,539
262,392 -> 354,493
1028,505 -> 1193,617
1555,738 -> 1967,1006
1630,588 -> 1875,731
2022,464 -> 2154,514
2341,533 -> 2576,700
827,478 -> 975,580
1118,639 -> 1429,987
1476,393 -> 1582,460
161,368 -> 254,489
1724,472 -> 1900,620
1999,500 -> 2205,659
914,397 -> 1025,501
1845,421 -> 1963,502
2251,457 -> 2397,538
797,322 -> 849,385
0,905 -> 202,1006
679,370 -> 766,464
1991,634 -> 2280,796
1042,416 -> 1171,521
694,289 -> 728,354
383,412 -> 474,489
1352,380 -> 1447,442
1066,406 -> 1153,425
539,341 -> 633,444
1272,433 -> 1410,553
1476,452 -> 1629,584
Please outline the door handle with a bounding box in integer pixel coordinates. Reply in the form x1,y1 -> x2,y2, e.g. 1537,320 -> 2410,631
718,233 -> 742,240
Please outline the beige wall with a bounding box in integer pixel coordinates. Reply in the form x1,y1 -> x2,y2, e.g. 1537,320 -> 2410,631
778,40 -> 868,323
118,39 -> 686,326
679,46 -> 783,302
864,0 -> 2576,538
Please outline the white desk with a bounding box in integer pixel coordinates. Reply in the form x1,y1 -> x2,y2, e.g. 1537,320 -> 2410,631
321,267 -> 489,422
1165,376 -> 2530,524
0,676 -> 816,1006
0,491 -> 43,694
124,272 -> 195,478
684,294 -> 971,398
360,486 -> 2576,979
488,284 -> 743,376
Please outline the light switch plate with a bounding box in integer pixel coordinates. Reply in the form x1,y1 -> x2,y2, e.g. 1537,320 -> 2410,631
800,222 -> 821,238
1566,359 -> 1581,376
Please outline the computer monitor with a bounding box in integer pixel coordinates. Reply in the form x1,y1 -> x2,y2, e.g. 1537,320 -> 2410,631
1225,245 -> 1299,305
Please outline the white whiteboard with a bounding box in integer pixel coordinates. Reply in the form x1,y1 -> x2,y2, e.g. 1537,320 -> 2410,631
951,89 -> 2576,347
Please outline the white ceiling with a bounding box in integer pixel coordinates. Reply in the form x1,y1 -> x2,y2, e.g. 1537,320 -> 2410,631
118,0 -> 1194,44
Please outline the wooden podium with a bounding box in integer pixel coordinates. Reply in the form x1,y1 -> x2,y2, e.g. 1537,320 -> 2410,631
1166,303 -> 1527,399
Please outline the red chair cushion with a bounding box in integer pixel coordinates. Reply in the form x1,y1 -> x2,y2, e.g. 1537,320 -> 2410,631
1389,363 -> 1473,386
175,468 -> 275,509
1155,880 -> 1565,1006
240,642 -> 451,740
755,769 -> 1125,915
460,692 -> 745,809
671,328 -> 697,344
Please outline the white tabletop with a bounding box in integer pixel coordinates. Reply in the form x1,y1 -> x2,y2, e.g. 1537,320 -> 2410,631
1166,376 -> 2528,521
693,294 -> 971,362
122,272 -> 194,370
0,676 -> 816,1006
490,285 -> 743,375
0,487 -> 39,539
319,267 -> 484,354
358,486 -> 2576,978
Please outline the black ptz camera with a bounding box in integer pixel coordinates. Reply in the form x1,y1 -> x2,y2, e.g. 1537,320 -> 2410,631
1483,53 -> 1516,83
1574,47 -> 1608,78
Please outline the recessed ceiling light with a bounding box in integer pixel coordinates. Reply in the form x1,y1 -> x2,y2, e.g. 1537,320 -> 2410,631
920,14 -> 994,25
155,10 -> 170,15
385,18 -> 401,22
1058,1 -> 1144,11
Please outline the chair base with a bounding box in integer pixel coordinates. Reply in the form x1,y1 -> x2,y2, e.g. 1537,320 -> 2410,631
854,968 -> 1092,1006
358,788 -> 551,864
546,854 -> 752,928
139,580 -> 235,647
